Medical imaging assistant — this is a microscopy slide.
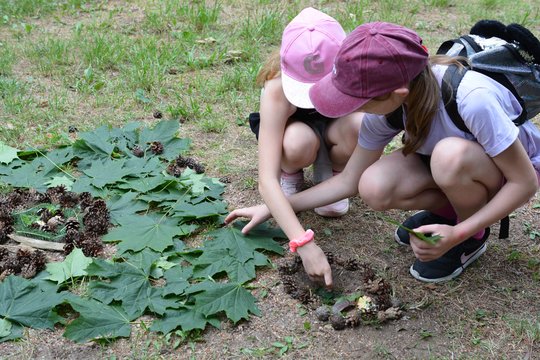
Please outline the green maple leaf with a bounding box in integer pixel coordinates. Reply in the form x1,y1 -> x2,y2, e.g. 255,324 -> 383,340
0,275 -> 64,329
190,227 -> 283,283
0,141 -> 19,164
163,266 -> 193,296
150,306 -> 220,334
64,297 -> 131,343
87,250 -> 177,319
169,199 -> 227,220
106,192 -> 148,226
2,162 -> 55,191
81,158 -> 132,188
123,156 -> 162,176
138,119 -> 179,146
179,168 -> 208,195
45,175 -> 74,190
0,321 -> 23,343
77,125 -> 117,156
193,282 -> 261,323
103,214 -> 192,253
117,175 -> 175,193
46,248 -> 93,284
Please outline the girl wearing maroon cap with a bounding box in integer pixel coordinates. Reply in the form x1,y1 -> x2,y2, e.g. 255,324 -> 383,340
227,21 -> 540,286
230,8 -> 363,285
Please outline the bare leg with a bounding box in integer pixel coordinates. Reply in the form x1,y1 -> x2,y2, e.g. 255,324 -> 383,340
325,112 -> 364,171
281,121 -> 319,173
430,137 -> 503,221
358,149 -> 448,211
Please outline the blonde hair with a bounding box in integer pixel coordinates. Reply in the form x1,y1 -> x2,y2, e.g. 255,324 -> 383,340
256,49 -> 281,87
401,55 -> 469,155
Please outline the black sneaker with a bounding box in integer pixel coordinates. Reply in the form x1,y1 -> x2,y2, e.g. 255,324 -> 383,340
394,211 -> 457,246
409,228 -> 490,283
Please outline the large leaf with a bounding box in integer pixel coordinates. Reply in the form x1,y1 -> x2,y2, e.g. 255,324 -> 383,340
77,125 -> 116,156
64,297 -> 131,343
150,306 -> 220,334
194,282 -> 261,323
106,192 -> 148,226
1,162 -> 55,191
87,250 -> 177,319
103,214 -> 193,253
0,275 -> 64,329
162,266 -> 193,296
46,248 -> 93,284
169,200 -> 227,220
0,141 -> 19,164
81,158 -> 132,188
137,119 -> 179,146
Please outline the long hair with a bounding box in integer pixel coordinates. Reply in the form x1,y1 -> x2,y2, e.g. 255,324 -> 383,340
401,55 -> 469,155
255,49 -> 281,87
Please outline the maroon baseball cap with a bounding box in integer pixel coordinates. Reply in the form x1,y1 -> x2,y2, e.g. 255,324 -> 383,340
309,22 -> 429,118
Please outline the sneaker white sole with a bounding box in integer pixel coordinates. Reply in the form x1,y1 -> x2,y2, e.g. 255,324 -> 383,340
409,243 -> 487,283
314,201 -> 349,217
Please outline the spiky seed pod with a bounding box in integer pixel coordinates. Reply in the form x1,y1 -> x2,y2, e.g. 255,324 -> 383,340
0,208 -> 15,242
77,232 -> 103,257
330,314 -> 346,330
59,191 -> 79,208
166,162 -> 182,177
343,258 -> 362,271
176,156 -> 205,174
83,199 -> 110,235
277,258 -> 301,276
149,141 -> 164,155
78,192 -> 93,211
362,264 -> 376,283
153,110 -> 163,119
293,287 -> 313,305
81,238 -> 103,257
345,311 -> 363,328
46,186 -> 67,204
132,146 -> 144,158
280,274 -> 297,294
4,254 -> 21,273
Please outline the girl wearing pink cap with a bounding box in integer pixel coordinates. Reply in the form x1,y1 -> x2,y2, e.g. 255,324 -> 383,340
228,8 -> 363,284
227,21 -> 540,286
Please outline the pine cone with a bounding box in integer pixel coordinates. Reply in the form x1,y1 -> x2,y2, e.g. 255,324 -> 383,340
46,186 -> 67,204
166,162 -> 182,177
78,192 -> 93,210
177,156 -> 205,174
149,141 -> 164,155
20,263 -> 37,279
345,311 -> 363,328
65,217 -> 80,232
132,146 -> 144,158
78,232 -> 103,257
59,191 -> 79,208
330,314 -> 346,330
83,199 -> 110,235
343,258 -> 362,271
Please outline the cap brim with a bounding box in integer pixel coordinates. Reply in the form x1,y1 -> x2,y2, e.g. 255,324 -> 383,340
281,72 -> 315,109
309,73 -> 370,118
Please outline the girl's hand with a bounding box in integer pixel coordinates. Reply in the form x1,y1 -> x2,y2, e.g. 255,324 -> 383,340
224,205 -> 272,234
409,224 -> 460,262
297,242 -> 333,288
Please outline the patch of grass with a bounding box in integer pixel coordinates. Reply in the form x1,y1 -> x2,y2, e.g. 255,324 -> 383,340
505,315 -> 540,345
26,37 -> 74,76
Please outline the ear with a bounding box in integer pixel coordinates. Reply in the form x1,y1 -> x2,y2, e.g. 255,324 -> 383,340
393,87 -> 409,98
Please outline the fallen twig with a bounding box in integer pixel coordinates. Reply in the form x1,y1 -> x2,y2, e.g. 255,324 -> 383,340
8,234 -> 64,251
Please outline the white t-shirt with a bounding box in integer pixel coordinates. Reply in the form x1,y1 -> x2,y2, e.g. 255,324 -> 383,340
358,64 -> 540,173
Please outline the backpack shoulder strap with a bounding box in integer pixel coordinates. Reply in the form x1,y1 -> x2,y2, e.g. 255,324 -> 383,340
441,64 -> 471,133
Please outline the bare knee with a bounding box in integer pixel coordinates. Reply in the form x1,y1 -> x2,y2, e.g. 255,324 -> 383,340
431,138 -> 471,187
282,124 -> 319,166
358,169 -> 394,210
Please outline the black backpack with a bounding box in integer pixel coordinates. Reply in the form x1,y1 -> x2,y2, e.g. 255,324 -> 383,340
386,20 -> 540,238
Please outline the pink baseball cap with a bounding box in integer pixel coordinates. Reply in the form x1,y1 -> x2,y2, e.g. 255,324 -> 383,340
280,7 -> 346,109
309,22 -> 429,117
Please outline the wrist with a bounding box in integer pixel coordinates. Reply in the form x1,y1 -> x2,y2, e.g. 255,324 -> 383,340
289,229 -> 314,252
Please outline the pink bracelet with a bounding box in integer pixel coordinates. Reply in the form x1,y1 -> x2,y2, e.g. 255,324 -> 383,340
289,229 -> 314,252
